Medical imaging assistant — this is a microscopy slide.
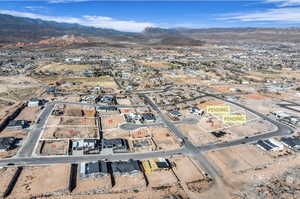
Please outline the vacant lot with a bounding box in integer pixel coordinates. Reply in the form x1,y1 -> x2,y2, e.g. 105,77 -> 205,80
74,175 -> 111,194
149,127 -> 180,150
42,127 -> 98,139
41,63 -> 91,72
15,107 -> 40,122
47,116 -> 96,127
147,169 -> 178,188
9,164 -> 70,199
113,174 -> 146,191
206,145 -> 273,174
37,140 -> 69,156
101,115 -> 125,129
0,167 -> 17,195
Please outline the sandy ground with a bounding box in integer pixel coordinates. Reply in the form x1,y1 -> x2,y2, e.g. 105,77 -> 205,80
146,169 -> 178,187
37,140 -> 69,156
171,156 -> 205,183
113,174 -> 146,191
117,98 -> 132,106
0,167 -> 17,195
73,175 -> 111,194
206,145 -> 274,174
42,127 -> 98,139
101,115 -> 125,129
37,186 -> 189,199
8,164 -> 70,199
15,107 -> 41,122
149,127 -> 180,150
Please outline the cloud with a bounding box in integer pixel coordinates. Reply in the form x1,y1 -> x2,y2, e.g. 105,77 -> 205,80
220,7 -> 300,23
265,0 -> 300,7
0,9 -> 154,32
24,6 -> 45,11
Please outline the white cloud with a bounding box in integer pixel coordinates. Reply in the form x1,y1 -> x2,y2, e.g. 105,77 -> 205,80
265,0 -> 300,7
220,7 -> 300,22
0,9 -> 154,32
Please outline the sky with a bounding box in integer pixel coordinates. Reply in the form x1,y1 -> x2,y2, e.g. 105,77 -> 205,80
0,0 -> 300,32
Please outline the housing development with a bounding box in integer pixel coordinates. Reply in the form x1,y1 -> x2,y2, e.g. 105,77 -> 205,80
1,5 -> 300,199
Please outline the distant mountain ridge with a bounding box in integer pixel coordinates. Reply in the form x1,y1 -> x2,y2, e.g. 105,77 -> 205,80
0,14 -> 136,44
1,13 -> 300,46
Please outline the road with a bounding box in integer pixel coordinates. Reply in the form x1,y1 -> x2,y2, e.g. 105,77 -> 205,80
17,103 -> 55,157
0,148 -> 186,167
140,94 -> 222,180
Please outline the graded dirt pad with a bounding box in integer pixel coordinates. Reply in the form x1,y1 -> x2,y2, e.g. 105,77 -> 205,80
226,118 -> 276,140
146,169 -> 178,188
8,164 -> 70,199
38,185 -> 189,199
41,63 -> 91,72
101,115 -> 125,129
37,140 -> 69,156
237,93 -> 268,100
177,124 -> 216,145
42,127 -> 98,139
113,174 -> 146,191
171,156 -> 205,183
116,98 -> 132,106
102,129 -> 130,139
0,167 -> 17,195
59,117 -> 96,126
15,106 -> 40,122
74,175 -> 111,194
62,76 -> 118,89
206,145 -> 273,174
197,99 -> 225,110
149,127 -> 180,150
63,105 -> 95,117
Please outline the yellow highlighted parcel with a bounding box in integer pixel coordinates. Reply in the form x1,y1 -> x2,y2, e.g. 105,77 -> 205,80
207,105 -> 230,115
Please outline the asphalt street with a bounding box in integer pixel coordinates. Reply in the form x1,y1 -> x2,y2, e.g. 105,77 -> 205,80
17,103 -> 55,157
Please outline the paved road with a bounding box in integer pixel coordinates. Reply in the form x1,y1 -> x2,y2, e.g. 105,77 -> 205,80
140,94 -> 222,180
17,103 -> 55,157
0,148 -> 186,167
119,118 -> 198,131
53,101 -> 144,108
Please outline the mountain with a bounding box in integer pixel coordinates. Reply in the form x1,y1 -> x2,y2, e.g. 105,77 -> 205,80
142,27 -> 300,43
0,14 -> 136,45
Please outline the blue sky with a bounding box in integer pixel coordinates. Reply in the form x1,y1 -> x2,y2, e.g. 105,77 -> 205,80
0,0 -> 300,32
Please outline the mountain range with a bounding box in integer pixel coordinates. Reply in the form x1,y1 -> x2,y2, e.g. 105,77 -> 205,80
1,13 -> 300,47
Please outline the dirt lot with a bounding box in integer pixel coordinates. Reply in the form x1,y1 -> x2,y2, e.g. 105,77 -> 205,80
15,107 -> 40,122
73,175 -> 111,194
171,156 -> 205,183
0,167 -> 17,195
101,115 -> 125,129
9,164 -> 70,199
146,169 -> 178,188
42,127 -> 98,139
102,129 -> 130,139
39,186 -> 189,199
113,174 -> 146,191
206,145 -> 274,174
61,104 -> 95,117
37,140 -> 69,156
46,116 -> 96,127
148,127 -> 180,150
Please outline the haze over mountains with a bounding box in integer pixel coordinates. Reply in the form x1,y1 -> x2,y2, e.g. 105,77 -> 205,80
1,13 -> 300,47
